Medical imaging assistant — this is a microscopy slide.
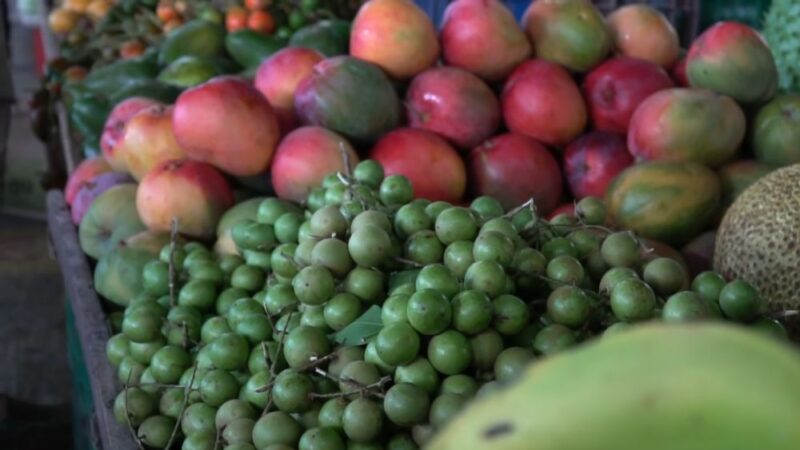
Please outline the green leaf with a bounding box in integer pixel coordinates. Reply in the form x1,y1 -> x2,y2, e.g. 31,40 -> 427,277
333,305 -> 382,346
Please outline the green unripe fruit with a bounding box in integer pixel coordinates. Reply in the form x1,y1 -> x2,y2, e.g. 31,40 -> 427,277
384,383 -> 430,426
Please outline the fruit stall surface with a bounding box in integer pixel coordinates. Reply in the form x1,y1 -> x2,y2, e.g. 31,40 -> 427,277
31,0 -> 800,449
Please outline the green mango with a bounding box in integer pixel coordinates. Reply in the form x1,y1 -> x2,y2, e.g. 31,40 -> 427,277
158,19 -> 226,66
158,55 -> 220,88
109,79 -> 182,105
211,57 -> 242,74
239,65 -> 259,81
82,55 -> 159,96
225,29 -> 287,69
289,20 -> 351,57
68,91 -> 111,151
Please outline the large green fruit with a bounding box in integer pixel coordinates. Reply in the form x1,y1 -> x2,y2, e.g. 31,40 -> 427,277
752,94 -> 800,167
715,164 -> 800,309
95,246 -> 155,306
289,20 -> 351,57
79,185 -> 146,260
158,20 -> 226,66
687,22 -> 778,104
214,197 -> 268,255
429,323 -> 800,450
522,0 -> 611,72
607,161 -> 720,246
294,56 -> 401,143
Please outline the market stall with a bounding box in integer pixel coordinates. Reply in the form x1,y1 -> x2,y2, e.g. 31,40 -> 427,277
42,0 -> 800,449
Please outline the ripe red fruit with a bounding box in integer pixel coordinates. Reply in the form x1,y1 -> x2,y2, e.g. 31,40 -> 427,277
563,131 -> 634,199
469,133 -> 562,214
370,128 -> 466,203
501,60 -> 586,147
582,57 -> 674,134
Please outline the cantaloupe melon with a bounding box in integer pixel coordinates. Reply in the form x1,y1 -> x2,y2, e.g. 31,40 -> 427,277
714,164 -> 800,309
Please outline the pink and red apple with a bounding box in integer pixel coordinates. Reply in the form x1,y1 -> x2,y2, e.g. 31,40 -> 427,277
606,4 -> 681,68
522,0 -> 611,72
350,0 -> 439,79
671,55 -> 689,87
136,159 -> 234,238
370,128 -> 466,202
271,126 -> 360,203
71,171 -> 135,224
547,203 -> 575,221
439,0 -> 532,82
563,131 -> 634,199
686,21 -> 778,104
65,157 -> 113,205
254,47 -> 325,134
101,97 -> 162,171
469,133 -> 562,214
502,60 -> 587,147
173,76 -> 280,176
406,67 -> 500,149
628,88 -> 745,167
583,57 -> 674,134
118,105 -> 187,181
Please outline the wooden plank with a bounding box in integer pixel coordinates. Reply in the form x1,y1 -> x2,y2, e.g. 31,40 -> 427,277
46,191 -> 138,450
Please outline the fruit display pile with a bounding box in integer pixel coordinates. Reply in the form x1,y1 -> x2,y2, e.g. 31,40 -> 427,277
89,163 -> 785,450
56,0 -> 800,448
38,0 -> 357,162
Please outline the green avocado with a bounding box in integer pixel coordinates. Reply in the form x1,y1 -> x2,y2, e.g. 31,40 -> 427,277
289,19 -> 351,57
158,19 -> 226,66
225,29 -> 287,70
82,55 -> 159,96
158,56 -> 220,88
109,79 -> 182,105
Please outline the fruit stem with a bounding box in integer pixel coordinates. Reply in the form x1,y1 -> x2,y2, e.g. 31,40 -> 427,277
309,375 -> 392,400
166,361 -> 198,449
503,198 -> 536,219
123,371 -> 147,450
168,218 -> 179,307
392,256 -> 425,268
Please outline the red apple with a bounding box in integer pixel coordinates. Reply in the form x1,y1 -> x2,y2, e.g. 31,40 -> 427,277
136,159 -> 234,238
439,0 -> 532,82
502,60 -> 587,147
101,97 -> 162,171
173,76 -> 280,176
563,131 -> 634,199
65,157 -> 113,205
71,172 -> 135,224
606,4 -> 680,68
671,55 -> 689,87
406,67 -> 500,149
350,0 -> 439,80
254,47 -> 325,134
582,57 -> 674,134
469,133 -> 562,214
271,126 -> 360,203
547,203 -> 576,221
370,128 -> 466,202
119,105 -> 187,181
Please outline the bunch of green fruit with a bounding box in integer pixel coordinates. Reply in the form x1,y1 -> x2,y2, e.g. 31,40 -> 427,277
105,160 -> 786,450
